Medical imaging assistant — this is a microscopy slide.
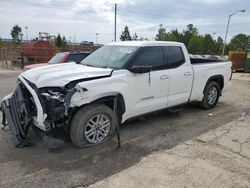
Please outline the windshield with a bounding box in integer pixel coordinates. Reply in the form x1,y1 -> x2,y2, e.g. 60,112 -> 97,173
80,45 -> 139,69
48,52 -> 67,64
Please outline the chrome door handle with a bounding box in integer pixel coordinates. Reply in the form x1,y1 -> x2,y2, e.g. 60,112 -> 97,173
184,72 -> 192,76
160,75 -> 169,80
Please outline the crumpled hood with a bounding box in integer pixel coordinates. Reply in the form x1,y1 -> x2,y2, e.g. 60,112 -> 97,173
20,62 -> 113,88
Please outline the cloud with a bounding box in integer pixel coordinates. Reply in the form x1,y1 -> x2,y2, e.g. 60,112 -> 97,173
188,0 -> 233,4
0,0 -> 249,43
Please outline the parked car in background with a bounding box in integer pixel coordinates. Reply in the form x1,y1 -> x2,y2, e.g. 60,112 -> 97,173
23,51 -> 91,71
207,55 -> 222,60
80,41 -> 94,46
223,55 -> 229,60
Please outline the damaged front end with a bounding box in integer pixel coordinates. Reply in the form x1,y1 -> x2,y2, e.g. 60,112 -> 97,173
39,87 -> 68,129
1,82 -> 34,147
0,76 -> 78,148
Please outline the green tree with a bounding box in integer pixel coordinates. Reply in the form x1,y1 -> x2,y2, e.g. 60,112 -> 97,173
54,34 -> 68,50
187,35 -> 203,54
168,29 -> 182,42
132,32 -> 138,41
227,33 -> 250,52
0,37 -> 2,49
61,36 -> 68,50
201,34 -> 216,54
120,26 -> 132,41
155,24 -> 168,41
215,36 -> 224,55
56,34 -> 62,48
11,25 -> 23,43
182,24 -> 198,47
50,37 -> 56,49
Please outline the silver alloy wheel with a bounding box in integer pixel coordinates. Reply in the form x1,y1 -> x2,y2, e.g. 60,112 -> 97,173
207,86 -> 218,105
84,114 -> 111,144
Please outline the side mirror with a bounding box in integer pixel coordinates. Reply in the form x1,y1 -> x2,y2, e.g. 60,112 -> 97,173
129,65 -> 152,74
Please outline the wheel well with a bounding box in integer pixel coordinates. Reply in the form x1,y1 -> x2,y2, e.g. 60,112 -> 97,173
68,94 -> 126,126
92,94 -> 125,113
204,75 -> 224,95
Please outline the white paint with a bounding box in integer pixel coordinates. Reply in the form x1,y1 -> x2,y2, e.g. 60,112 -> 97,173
21,62 -> 112,88
18,76 -> 47,131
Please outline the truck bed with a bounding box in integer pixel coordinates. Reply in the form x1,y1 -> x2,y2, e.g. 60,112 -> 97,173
190,58 -> 224,64
190,60 -> 232,102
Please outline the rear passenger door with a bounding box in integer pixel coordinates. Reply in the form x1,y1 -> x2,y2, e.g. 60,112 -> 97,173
163,46 -> 193,107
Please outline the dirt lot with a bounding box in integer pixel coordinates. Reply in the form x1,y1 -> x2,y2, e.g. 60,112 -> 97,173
0,69 -> 250,188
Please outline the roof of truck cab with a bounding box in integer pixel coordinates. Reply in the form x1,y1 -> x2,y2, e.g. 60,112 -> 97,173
106,41 -> 184,47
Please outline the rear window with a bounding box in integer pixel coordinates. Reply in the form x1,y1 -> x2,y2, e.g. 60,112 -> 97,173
66,53 -> 90,63
163,46 -> 185,68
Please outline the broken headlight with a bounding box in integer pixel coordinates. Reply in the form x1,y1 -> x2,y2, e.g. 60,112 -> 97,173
39,88 -> 66,128
40,89 -> 65,103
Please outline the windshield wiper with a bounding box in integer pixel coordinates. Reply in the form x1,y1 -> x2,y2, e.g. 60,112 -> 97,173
81,64 -> 96,67
82,64 -> 111,69
99,66 -> 109,68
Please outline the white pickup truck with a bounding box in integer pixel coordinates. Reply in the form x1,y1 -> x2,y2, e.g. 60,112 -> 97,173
1,41 -> 232,148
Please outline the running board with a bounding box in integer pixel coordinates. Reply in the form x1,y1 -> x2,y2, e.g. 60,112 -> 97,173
168,105 -> 183,113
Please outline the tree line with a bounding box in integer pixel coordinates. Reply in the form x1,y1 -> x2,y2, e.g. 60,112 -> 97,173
120,24 -> 250,55
8,25 -> 68,50
5,24 -> 250,55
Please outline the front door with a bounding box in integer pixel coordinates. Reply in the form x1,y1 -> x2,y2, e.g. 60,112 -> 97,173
128,46 -> 170,117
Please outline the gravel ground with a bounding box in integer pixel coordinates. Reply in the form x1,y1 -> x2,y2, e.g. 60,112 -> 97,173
89,116 -> 250,188
0,69 -> 250,188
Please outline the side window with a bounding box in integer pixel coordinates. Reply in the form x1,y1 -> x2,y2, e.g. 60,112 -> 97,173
163,46 -> 185,68
76,54 -> 89,63
66,54 -> 76,63
66,54 -> 89,63
133,47 -> 164,70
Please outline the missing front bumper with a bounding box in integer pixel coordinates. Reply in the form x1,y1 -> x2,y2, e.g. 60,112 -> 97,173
1,86 -> 33,148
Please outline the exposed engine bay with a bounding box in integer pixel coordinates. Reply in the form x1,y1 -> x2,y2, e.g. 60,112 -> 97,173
1,79 -> 80,147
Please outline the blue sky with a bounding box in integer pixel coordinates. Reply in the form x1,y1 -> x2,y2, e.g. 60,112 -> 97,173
0,0 -> 249,44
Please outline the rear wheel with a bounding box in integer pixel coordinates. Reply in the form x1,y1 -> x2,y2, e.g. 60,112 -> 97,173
70,104 -> 117,148
201,81 -> 220,109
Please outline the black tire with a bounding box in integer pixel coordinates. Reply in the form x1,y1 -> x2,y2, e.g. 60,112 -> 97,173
70,104 -> 117,148
201,81 -> 220,109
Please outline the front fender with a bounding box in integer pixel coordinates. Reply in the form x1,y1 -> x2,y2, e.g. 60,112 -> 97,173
70,91 -> 121,107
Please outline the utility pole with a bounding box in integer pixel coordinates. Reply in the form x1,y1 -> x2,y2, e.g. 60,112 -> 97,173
96,33 -> 99,44
114,4 -> 117,41
25,26 -> 28,41
221,10 -> 246,57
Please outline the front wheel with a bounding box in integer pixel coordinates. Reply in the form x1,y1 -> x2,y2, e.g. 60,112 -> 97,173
70,104 -> 117,148
201,81 -> 220,109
